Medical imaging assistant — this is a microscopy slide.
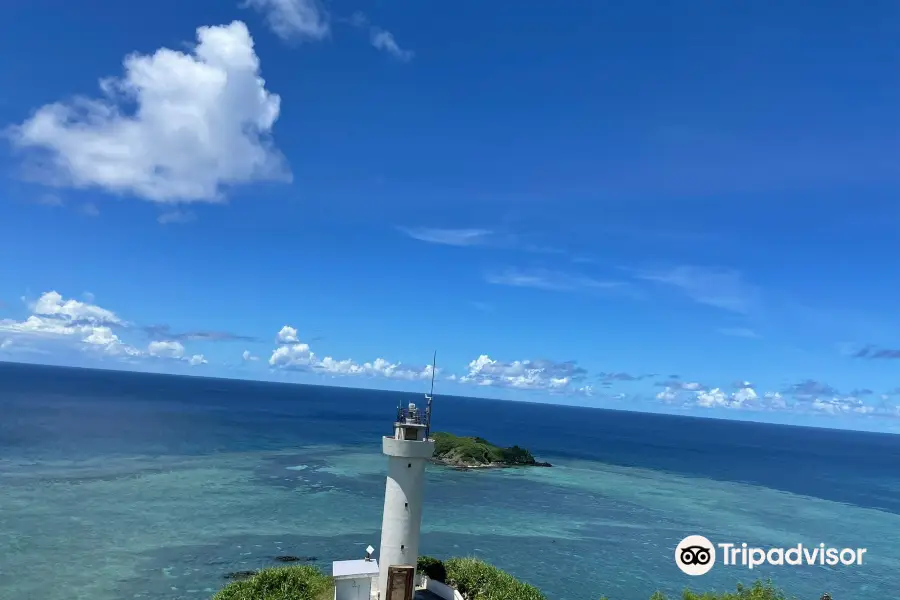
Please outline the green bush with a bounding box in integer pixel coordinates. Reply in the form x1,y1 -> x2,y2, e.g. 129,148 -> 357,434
212,565 -> 333,600
417,555 -> 448,583
650,579 -> 791,600
444,557 -> 545,600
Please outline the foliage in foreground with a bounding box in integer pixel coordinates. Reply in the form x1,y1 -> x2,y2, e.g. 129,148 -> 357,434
444,556 -> 545,600
644,579 -> 790,600
417,555 -> 448,583
212,565 -> 333,600
432,432 -> 537,465
211,557 -> 794,600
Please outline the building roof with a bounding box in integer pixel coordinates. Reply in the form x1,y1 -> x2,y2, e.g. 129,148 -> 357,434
332,559 -> 379,579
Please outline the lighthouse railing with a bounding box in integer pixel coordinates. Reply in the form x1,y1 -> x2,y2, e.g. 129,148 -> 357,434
395,405 -> 425,425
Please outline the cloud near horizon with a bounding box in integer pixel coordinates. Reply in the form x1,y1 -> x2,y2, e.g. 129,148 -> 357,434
2,291 -> 898,422
0,291 -> 206,366
269,325 -> 436,380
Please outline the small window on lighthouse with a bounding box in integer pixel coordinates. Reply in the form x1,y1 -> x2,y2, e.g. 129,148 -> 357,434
405,502 -> 408,508
408,463 -> 411,468
401,545 -> 405,551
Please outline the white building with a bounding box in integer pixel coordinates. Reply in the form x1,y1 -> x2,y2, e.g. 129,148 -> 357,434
333,395 -> 436,600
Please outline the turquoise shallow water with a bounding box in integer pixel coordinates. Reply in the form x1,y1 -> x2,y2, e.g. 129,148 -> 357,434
1,363 -> 899,599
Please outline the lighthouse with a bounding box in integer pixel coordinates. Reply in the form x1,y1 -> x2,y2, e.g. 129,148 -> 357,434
376,358 -> 437,600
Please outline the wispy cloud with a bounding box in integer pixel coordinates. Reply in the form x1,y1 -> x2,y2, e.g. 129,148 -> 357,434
33,193 -> 63,207
370,28 -> 413,61
398,226 -> 565,255
853,345 -> 900,360
349,12 -> 413,61
399,227 -> 493,247
783,379 -> 839,399
717,327 -> 760,339
80,203 -> 100,217
633,265 -> 760,314
143,324 -> 258,343
242,0 -> 329,42
485,268 -> 627,293
158,210 -> 197,225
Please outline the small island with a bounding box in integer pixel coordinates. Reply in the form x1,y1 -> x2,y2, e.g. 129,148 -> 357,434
430,432 -> 552,470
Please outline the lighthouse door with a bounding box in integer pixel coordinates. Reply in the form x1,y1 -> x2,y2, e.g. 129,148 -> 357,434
385,565 -> 415,600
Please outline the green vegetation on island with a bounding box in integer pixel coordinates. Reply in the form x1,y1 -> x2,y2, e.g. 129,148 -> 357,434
419,556 -> 544,600
211,558 -> 798,600
431,432 -> 552,469
213,565 -> 333,600
417,556 -> 792,600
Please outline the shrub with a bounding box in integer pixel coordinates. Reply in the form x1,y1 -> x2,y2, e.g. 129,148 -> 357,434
417,555 -> 447,583
649,579 -> 791,600
444,557 -> 545,600
212,565 -> 333,600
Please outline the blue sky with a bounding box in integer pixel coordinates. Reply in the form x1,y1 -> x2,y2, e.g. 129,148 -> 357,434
1,0 -> 899,431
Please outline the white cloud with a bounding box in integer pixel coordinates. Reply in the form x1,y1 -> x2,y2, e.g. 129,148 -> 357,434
399,227 -> 493,247
148,340 -> 209,366
370,28 -> 414,61
242,349 -> 259,361
243,0 -> 329,42
8,21 -> 288,204
764,391 -> 786,409
0,339 -> 11,350
270,341 -> 315,368
810,396 -> 875,416
731,387 -> 758,405
0,291 -> 216,365
276,325 -> 299,344
656,386 -> 679,402
317,356 -> 434,380
83,326 -> 142,357
695,388 -> 732,408
0,315 -> 92,338
148,340 -> 185,359
0,292 -> 144,359
268,326 -> 435,381
457,354 -> 586,392
0,310 -> 142,358
32,291 -> 121,325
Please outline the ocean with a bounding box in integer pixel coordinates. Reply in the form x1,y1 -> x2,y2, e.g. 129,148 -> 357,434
1,362 -> 898,600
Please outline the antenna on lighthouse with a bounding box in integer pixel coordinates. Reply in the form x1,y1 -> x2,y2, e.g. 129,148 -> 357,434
425,351 -> 436,440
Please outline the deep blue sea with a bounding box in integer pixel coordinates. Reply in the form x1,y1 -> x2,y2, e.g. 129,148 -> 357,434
1,362 -> 898,600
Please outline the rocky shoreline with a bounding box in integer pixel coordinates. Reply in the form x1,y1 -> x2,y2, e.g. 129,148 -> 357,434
430,457 -> 552,470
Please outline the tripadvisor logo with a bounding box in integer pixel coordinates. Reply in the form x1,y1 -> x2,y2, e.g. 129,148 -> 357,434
675,536 -> 867,575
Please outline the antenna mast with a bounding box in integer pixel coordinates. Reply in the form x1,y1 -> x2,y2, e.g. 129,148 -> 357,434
425,350 -> 436,440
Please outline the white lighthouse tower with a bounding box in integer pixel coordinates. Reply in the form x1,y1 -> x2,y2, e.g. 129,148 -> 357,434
376,354 -> 437,600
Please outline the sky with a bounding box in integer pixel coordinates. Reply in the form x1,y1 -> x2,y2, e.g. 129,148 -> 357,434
1,0 -> 899,432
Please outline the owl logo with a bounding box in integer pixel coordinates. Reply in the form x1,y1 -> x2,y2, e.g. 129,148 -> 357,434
675,535 -> 716,575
